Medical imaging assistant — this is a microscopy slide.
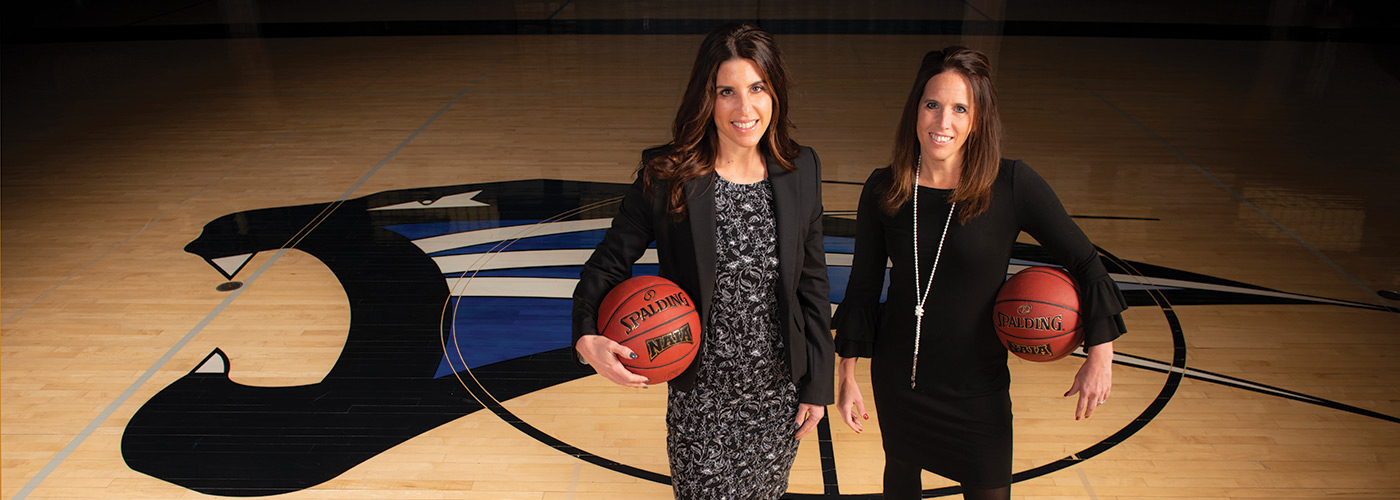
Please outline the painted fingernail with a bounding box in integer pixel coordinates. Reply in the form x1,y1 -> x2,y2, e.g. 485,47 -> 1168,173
863,414 -> 869,420
629,353 -> 638,359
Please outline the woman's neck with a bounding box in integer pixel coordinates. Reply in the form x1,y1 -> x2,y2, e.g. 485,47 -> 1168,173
714,145 -> 767,184
917,159 -> 961,189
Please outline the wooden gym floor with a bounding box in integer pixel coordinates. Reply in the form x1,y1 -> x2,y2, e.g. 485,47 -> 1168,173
3,1 -> 1398,499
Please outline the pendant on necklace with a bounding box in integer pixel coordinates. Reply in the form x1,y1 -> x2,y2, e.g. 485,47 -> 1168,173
914,306 -> 924,317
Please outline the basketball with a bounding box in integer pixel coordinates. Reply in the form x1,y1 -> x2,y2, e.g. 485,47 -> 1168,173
993,266 -> 1083,362
597,275 -> 701,383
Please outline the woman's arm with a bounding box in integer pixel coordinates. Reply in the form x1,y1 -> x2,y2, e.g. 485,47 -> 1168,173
795,148 -> 834,407
835,356 -> 868,433
1012,160 -> 1127,419
571,175 -> 658,388
794,149 -> 834,439
832,169 -> 891,359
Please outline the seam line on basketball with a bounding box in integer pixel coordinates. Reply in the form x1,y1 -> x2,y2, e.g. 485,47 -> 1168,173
994,297 -> 1081,314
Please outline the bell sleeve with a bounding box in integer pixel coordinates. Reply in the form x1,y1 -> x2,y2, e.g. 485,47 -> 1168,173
832,169 -> 891,358
1012,160 -> 1128,346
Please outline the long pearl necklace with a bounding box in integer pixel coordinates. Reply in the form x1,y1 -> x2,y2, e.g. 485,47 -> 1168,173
910,157 -> 955,389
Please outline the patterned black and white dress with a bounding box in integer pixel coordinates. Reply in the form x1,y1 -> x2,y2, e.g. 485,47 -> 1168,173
666,176 -> 799,499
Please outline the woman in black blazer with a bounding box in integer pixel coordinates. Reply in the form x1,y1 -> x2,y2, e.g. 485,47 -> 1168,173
571,23 -> 832,499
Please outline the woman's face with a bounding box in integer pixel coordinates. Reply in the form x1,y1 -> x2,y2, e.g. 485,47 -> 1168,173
916,71 -> 975,169
712,57 -> 773,154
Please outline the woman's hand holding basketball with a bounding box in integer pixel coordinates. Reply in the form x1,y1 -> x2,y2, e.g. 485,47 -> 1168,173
1065,341 -> 1113,420
576,334 -> 650,388
836,357 -> 868,433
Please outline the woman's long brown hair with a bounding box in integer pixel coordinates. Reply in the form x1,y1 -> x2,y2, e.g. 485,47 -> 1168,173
643,23 -> 800,221
881,47 -> 1002,224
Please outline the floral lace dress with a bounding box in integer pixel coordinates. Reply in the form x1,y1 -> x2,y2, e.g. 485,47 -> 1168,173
666,176 -> 799,499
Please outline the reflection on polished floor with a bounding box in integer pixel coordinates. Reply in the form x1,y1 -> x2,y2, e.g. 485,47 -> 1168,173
3,1 -> 1398,499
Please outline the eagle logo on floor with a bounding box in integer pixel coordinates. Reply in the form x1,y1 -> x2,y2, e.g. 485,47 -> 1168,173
119,179 -> 1398,498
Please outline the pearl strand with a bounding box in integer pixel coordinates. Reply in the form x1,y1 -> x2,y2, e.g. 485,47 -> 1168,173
911,156 -> 955,389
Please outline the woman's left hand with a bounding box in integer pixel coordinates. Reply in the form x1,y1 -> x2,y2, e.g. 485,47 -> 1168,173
794,403 -> 826,440
1065,342 -> 1114,420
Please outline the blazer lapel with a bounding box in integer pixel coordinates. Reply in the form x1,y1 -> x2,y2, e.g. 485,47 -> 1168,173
684,172 -> 718,321
767,158 -> 799,295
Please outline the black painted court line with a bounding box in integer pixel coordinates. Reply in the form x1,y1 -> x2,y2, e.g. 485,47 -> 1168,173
817,414 -> 839,495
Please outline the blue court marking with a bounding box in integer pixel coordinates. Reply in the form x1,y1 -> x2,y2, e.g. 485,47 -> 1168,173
381,219 -> 543,240
823,235 -> 855,254
438,296 -> 577,377
826,266 -> 889,305
458,265 -> 660,279
433,235 -> 872,378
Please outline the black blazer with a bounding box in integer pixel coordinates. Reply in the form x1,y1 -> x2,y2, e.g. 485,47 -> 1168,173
571,146 -> 834,405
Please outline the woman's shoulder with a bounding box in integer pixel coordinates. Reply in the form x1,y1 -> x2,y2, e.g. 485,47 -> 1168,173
998,158 -> 1061,204
641,145 -> 673,165
998,157 -> 1030,174
997,158 -> 1038,184
635,146 -> 678,196
866,165 -> 894,187
639,144 -> 685,176
789,144 -> 820,171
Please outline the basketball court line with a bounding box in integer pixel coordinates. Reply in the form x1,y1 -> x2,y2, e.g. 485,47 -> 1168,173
1076,468 -> 1102,500
566,462 -> 582,499
546,0 -> 574,20
6,61 -> 497,500
8,247 -> 288,500
0,112 -> 321,328
0,85 -> 476,328
961,0 -> 996,22
1,221 -> 153,327
1088,89 -> 1397,313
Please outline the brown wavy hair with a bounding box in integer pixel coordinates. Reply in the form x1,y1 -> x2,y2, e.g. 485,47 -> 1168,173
643,22 -> 800,221
881,46 -> 1002,224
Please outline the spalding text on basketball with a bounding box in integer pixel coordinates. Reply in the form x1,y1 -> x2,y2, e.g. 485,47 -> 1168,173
995,312 -> 1064,332
619,292 -> 691,333
645,323 -> 695,361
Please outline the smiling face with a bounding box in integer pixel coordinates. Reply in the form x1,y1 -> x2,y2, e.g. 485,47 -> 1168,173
711,57 -> 774,156
916,71 -> 975,170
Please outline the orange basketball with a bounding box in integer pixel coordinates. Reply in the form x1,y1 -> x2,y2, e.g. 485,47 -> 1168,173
993,266 -> 1083,362
597,275 -> 701,383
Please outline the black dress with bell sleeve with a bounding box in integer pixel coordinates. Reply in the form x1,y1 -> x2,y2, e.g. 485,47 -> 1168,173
832,159 -> 1127,488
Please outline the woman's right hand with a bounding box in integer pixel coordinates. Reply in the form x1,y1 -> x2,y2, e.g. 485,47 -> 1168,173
576,334 -> 650,388
836,357 -> 868,433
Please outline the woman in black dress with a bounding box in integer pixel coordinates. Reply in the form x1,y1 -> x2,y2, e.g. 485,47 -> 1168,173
571,23 -> 833,499
832,47 -> 1128,499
